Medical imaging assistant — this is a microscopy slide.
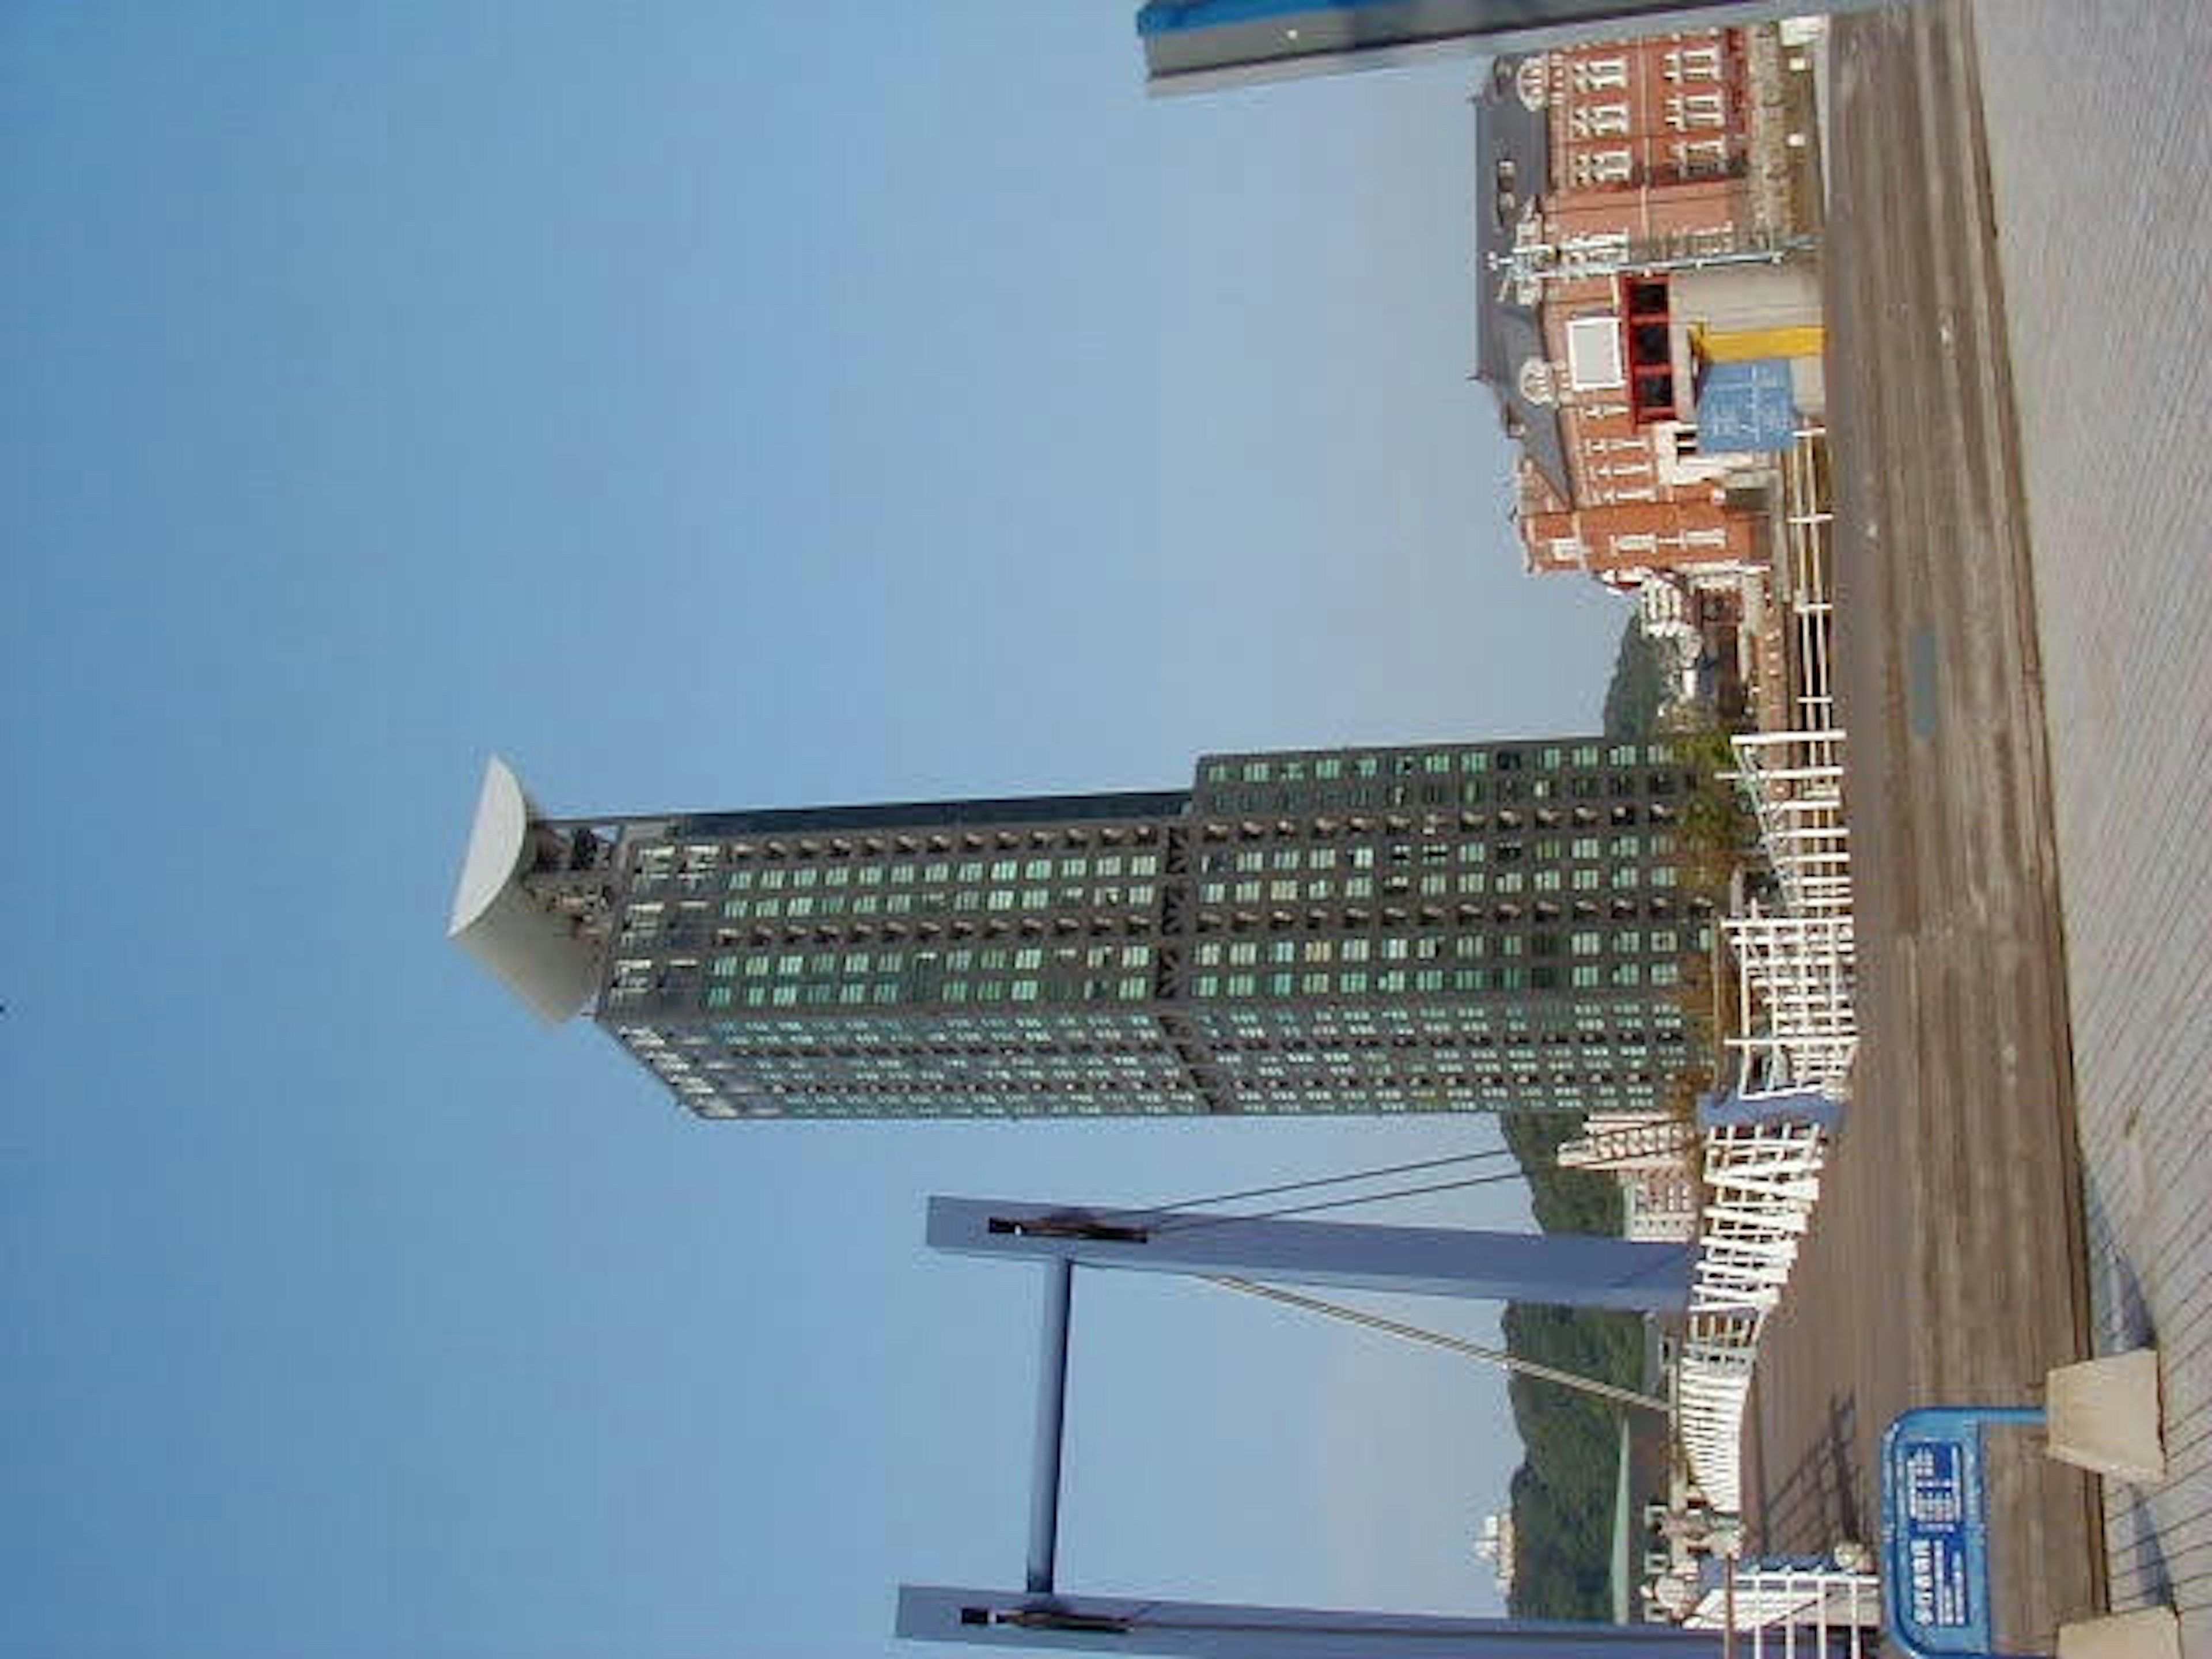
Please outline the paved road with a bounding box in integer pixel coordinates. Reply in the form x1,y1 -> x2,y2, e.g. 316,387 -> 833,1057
1747,2 -> 2212,1649
1970,1 -> 2212,1640
1743,2 -> 2099,1646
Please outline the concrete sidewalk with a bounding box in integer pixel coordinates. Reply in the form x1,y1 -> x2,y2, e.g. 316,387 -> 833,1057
1970,1 -> 2212,1642
1747,2 -> 2211,1650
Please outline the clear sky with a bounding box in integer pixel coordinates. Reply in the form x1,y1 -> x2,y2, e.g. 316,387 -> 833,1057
1,6 -> 1630,1656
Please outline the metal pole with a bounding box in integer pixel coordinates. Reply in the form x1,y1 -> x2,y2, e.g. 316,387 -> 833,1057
1027,1258 -> 1074,1594
929,1198 -> 1694,1314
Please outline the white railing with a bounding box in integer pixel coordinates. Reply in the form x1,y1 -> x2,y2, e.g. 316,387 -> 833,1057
1726,909 -> 1857,1097
1687,1566 -> 1883,1659
1676,1120 -> 1831,1513
1728,728 -> 1851,916
1671,426 -> 1860,1533
1724,728 -> 1858,1098
1781,427 -> 1836,732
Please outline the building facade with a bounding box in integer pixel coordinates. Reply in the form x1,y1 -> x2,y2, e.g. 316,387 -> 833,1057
452,740 -> 1715,1121
1474,29 -> 1824,592
1556,1110 -> 1702,1240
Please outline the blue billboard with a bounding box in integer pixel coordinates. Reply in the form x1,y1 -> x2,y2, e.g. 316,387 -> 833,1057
1696,358 -> 1800,453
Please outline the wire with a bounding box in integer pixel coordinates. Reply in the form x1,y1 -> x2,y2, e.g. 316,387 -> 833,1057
1117,1144 -> 1518,1224
1199,1275 -> 1673,1415
1147,1165 -> 1535,1234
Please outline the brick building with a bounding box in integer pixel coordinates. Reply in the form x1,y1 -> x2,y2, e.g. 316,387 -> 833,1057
1474,31 -> 1822,591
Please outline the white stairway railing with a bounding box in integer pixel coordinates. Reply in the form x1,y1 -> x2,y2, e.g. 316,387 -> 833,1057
1722,728 -> 1858,1098
1676,1120 -> 1831,1513
1669,424 -> 1861,1545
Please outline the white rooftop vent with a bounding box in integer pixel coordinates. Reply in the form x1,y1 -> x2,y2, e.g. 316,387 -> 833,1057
448,757 -> 601,1024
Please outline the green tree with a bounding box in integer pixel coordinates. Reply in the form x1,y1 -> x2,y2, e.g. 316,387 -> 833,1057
1497,1112 -> 1641,1622
1601,614 -> 1669,738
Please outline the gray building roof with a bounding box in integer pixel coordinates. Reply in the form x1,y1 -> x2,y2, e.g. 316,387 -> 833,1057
1472,56 -> 1571,502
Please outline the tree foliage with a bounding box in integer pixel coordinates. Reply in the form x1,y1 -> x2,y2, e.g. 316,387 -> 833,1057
1497,1112 -> 1642,1622
1602,614 -> 1670,738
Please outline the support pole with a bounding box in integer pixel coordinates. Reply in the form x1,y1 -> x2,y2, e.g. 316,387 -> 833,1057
1027,1259 -> 1074,1593
930,1198 -> 1692,1313
899,1586 -> 1724,1658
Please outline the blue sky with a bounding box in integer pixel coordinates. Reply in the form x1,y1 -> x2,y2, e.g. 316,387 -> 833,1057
1,6 -> 1628,1656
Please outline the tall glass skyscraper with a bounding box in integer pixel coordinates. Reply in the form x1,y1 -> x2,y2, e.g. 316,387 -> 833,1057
449,738 -> 1712,1119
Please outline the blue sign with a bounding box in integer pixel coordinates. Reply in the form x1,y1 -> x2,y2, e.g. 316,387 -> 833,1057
1696,359 -> 1799,453
1878,1406 -> 2046,1659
